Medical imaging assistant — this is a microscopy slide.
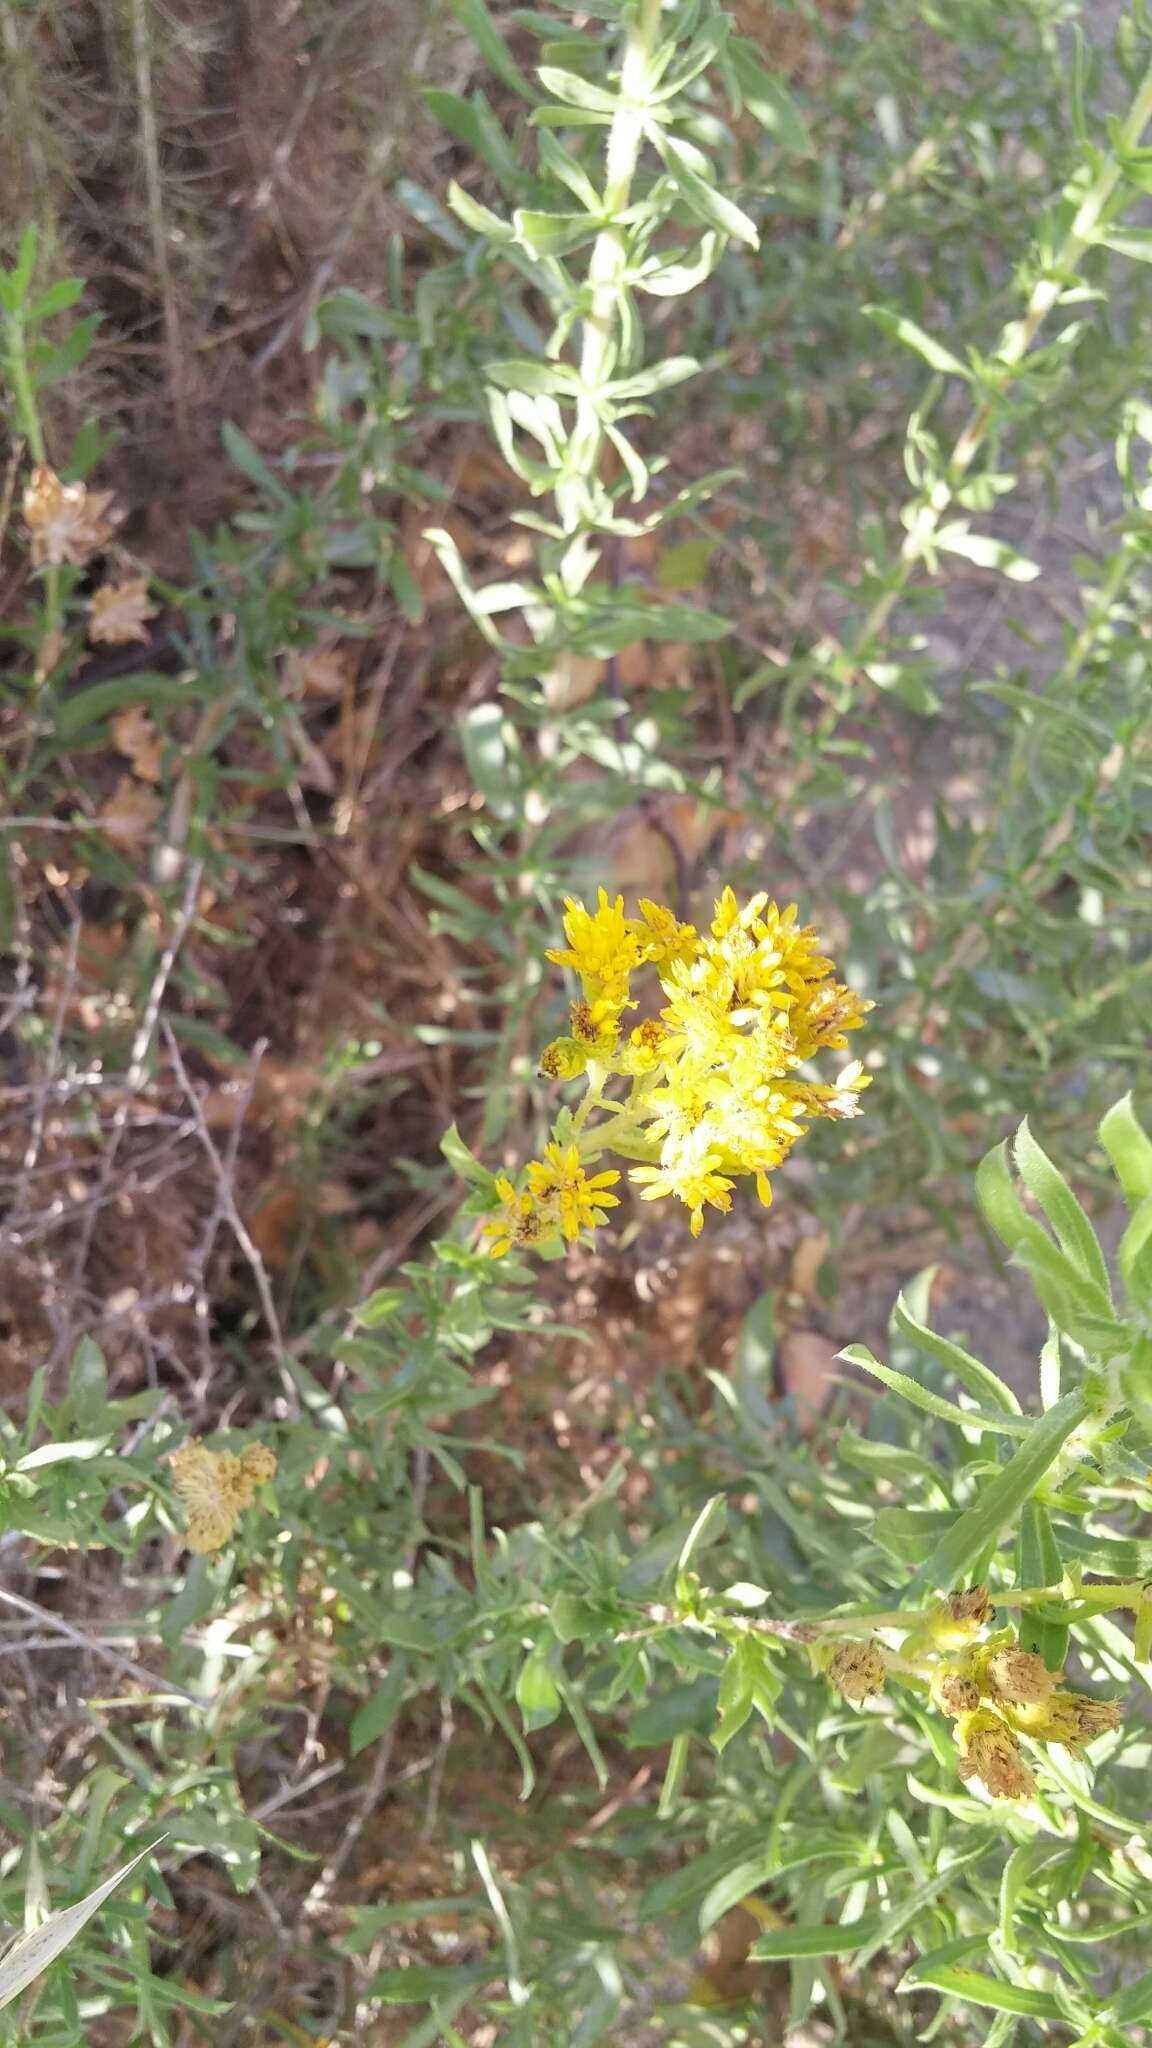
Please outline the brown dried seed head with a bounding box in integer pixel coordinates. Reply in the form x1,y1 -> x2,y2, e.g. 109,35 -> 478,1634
934,1671 -> 981,1718
239,1442 -> 277,1486
827,1640 -> 887,1704
986,1646 -> 1061,1706
1021,1691 -> 1123,1755
23,464 -> 119,567
956,1708 -> 1035,1801
947,1585 -> 990,1630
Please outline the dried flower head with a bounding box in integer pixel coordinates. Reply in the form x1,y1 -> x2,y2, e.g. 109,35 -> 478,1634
929,1585 -> 991,1649
955,1707 -> 1035,1801
933,1670 -> 981,1718
982,1643 -> 1062,1707
170,1439 -> 277,1555
826,1640 -> 887,1705
1011,1691 -> 1123,1755
948,1586 -> 990,1630
23,464 -> 119,567
87,577 -> 157,646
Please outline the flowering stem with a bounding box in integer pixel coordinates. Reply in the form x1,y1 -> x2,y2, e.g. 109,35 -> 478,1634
555,0 -> 664,548
858,47 -> 1152,660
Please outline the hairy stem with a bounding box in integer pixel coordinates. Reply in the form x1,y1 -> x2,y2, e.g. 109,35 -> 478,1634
555,0 -> 664,546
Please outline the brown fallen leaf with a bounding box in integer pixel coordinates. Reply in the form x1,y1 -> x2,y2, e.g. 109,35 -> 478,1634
110,706 -> 164,783
776,1327 -> 838,1434
87,577 -> 157,646
23,464 -> 119,567
99,775 -> 162,848
788,1230 -> 831,1303
287,645 -> 355,700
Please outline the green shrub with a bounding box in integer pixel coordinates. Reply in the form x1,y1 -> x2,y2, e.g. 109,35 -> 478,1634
3,2 -> 1152,2042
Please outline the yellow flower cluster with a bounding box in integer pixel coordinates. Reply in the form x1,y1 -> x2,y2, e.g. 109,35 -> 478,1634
825,1585 -> 1122,1801
483,886 -> 871,1256
169,1439 -> 277,1555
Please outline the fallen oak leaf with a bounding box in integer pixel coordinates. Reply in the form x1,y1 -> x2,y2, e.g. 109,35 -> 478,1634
110,706 -> 164,783
99,775 -> 162,848
87,577 -> 157,646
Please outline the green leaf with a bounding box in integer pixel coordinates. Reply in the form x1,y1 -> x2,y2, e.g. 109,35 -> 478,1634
535,67 -> 618,113
446,0 -> 534,97
373,1612 -> 442,1652
659,137 -> 760,248
874,1507 -> 956,1563
892,1290 -> 1021,1414
900,1959 -> 1063,2021
516,1648 -> 562,1732
676,1494 -> 727,1585
913,1390 -> 1087,1593
934,525 -> 1040,580
221,419 -> 290,500
422,89 -> 520,187
865,305 -> 970,377
26,277 -> 86,322
634,232 -> 723,298
351,1659 -> 408,1755
1013,1121 -> 1111,1297
725,39 -> 812,153
513,209 -> 599,256
440,1122 -> 500,1196
1016,1501 -> 1068,1668
57,674 -> 192,740
638,1825 -> 768,1922
750,1917 -> 884,1960
839,1345 -> 1031,1437
0,1841 -> 162,2011
1099,1095 -> 1152,1207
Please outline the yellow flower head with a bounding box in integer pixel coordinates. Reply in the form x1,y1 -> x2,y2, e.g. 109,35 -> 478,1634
618,1017 -> 668,1075
541,1036 -> 588,1081
521,884 -> 871,1248
826,1639 -> 887,1705
570,995 -> 628,1057
635,898 -> 697,969
170,1438 -> 277,1555
632,1127 -> 734,1237
526,1141 -> 620,1242
482,1175 -> 549,1259
955,1707 -> 1035,1801
546,889 -> 642,1002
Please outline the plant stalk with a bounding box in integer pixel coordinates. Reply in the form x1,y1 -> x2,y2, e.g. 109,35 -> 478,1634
860,49 -> 1152,654
556,0 -> 664,544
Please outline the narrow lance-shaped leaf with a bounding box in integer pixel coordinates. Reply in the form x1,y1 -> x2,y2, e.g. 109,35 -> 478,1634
1099,1094 -> 1152,1207
0,1841 -> 162,2012
892,1291 -> 1022,1415
839,1345 -> 1031,1438
913,1389 -> 1087,1594
1013,1120 -> 1111,1297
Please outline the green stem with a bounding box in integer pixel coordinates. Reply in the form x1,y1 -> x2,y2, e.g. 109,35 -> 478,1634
555,0 -> 663,546
2,307 -> 62,643
858,49 -> 1152,658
